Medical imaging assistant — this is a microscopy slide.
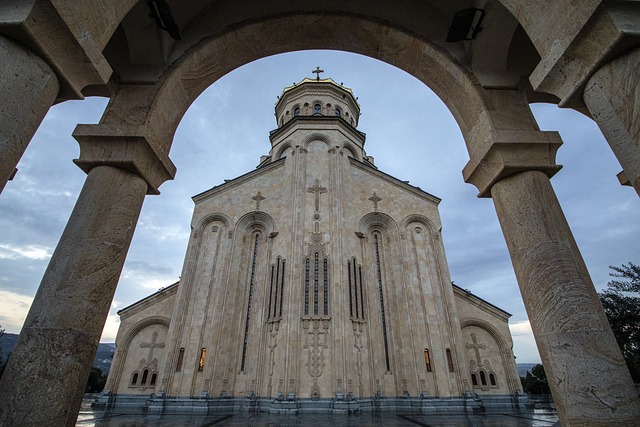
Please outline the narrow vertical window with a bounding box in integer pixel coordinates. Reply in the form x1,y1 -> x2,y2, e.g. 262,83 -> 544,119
304,258 -> 310,315
446,349 -> 454,372
480,370 -> 487,385
131,372 -> 139,385
279,260 -> 285,317
424,349 -> 432,372
240,233 -> 259,372
471,373 -> 478,386
375,234 -> 391,371
150,373 -> 157,386
323,258 -> 329,315
335,107 -> 341,117
141,369 -> 149,384
347,260 -> 354,318
358,265 -> 365,320
199,348 -> 206,371
176,347 -> 185,372
268,264 -> 275,319
490,373 -> 496,386
314,103 -> 322,115
294,107 -> 300,116
353,260 -> 359,318
314,252 -> 319,315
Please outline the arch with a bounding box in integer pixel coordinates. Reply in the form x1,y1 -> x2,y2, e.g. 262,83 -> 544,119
301,133 -> 332,150
110,316 -> 170,393
275,141 -> 293,160
358,212 -> 399,236
235,211 -> 276,235
400,214 -> 439,235
96,13 -> 505,169
460,318 -> 509,350
195,213 -> 232,233
341,141 -> 360,161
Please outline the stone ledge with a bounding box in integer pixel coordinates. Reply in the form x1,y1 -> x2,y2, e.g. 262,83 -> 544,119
463,131 -> 563,198
73,124 -> 176,195
0,0 -> 111,100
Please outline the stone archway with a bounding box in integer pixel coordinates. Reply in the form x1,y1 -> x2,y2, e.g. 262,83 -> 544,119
1,2 -> 639,426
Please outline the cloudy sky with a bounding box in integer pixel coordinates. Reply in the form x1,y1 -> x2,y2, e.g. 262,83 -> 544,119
1,51 -> 638,363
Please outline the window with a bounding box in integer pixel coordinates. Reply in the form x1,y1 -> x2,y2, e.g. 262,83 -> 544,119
314,103 -> 322,115
347,258 -> 365,320
471,373 -> 478,386
268,257 -> 285,321
141,369 -> 149,385
446,349 -> 454,372
335,107 -> 341,117
304,253 -> 329,317
131,372 -> 139,385
294,107 -> 300,116
150,373 -> 157,386
374,234 -> 390,371
424,349 -> 432,372
480,370 -> 487,385
490,373 -> 497,386
198,348 -> 206,371
176,347 -> 185,372
241,233 -> 260,371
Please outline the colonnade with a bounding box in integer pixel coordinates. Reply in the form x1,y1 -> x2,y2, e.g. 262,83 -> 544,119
0,2 -> 639,425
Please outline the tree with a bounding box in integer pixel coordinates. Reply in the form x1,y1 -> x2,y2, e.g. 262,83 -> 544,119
85,367 -> 107,393
520,364 -> 550,394
599,262 -> 640,382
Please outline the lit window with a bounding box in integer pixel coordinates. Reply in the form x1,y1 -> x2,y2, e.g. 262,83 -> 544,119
424,348 -> 432,372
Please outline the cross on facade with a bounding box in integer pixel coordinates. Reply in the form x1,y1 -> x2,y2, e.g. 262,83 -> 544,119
252,191 -> 265,210
312,66 -> 324,81
307,179 -> 327,212
368,192 -> 382,211
140,331 -> 165,362
466,333 -> 486,366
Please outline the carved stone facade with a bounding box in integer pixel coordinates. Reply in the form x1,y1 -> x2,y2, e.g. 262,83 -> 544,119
105,79 -> 522,411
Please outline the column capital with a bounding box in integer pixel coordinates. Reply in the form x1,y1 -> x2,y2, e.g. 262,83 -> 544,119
529,2 -> 640,108
0,0 -> 112,100
72,124 -> 176,195
463,130 -> 563,198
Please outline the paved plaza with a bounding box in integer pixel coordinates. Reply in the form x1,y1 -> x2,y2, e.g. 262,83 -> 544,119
76,398 -> 559,427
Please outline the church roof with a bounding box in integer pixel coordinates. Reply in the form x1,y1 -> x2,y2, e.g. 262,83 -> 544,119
117,281 -> 179,315
452,283 -> 512,318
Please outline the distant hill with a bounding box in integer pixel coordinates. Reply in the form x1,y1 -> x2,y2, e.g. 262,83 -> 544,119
1,333 -> 115,376
517,363 -> 538,377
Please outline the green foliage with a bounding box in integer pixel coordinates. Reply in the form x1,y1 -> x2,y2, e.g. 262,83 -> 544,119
85,367 -> 107,393
599,262 -> 640,383
520,363 -> 550,394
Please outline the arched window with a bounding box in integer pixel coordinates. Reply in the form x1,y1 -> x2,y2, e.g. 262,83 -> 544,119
150,373 -> 157,386
489,373 -> 497,386
479,370 -> 487,385
314,103 -> 322,115
141,369 -> 149,385
131,372 -> 139,385
471,373 -> 478,386
294,107 -> 300,116
335,107 -> 341,117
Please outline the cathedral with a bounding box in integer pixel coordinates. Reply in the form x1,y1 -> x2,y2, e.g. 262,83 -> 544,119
100,75 -> 524,413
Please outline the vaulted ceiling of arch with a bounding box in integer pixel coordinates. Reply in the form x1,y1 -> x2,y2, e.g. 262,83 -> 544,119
100,0 -> 539,91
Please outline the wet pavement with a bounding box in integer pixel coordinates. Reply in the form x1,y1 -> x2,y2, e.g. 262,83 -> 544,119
76,398 -> 559,426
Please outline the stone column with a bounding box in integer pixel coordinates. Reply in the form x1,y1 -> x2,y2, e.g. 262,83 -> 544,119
491,170 -> 640,425
0,35 -> 59,194
584,46 -> 640,196
0,166 -> 147,426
